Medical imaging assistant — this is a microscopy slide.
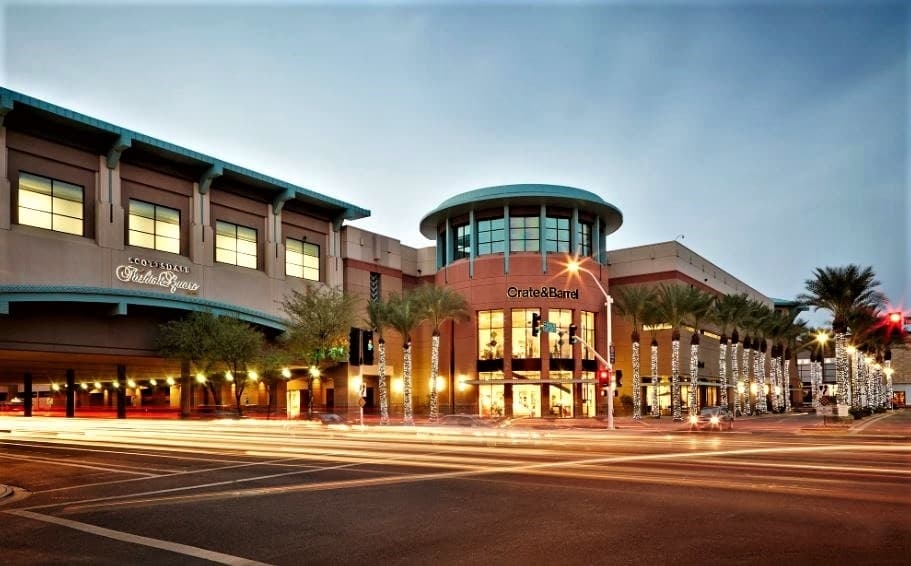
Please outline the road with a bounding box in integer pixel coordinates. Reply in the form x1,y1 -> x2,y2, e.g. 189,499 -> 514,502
1,411 -> 909,565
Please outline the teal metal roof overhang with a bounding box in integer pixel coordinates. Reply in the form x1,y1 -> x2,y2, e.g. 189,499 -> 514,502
0,285 -> 287,331
419,184 -> 623,239
0,88 -> 370,223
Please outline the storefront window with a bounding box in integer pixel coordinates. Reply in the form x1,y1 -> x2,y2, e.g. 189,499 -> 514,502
477,218 -> 505,255
478,310 -> 504,360
478,375 -> 505,418
550,308 -> 573,358
581,311 -> 595,360
509,216 -> 540,252
511,308 -> 540,359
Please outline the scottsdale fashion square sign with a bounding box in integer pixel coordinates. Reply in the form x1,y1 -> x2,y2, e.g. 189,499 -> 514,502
114,256 -> 200,294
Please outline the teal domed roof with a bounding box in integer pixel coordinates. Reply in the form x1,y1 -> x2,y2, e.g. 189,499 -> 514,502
420,184 -> 622,239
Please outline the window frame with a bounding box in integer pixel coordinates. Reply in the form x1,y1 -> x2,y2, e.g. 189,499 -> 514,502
285,236 -> 320,281
127,198 -> 181,254
215,220 -> 258,269
17,171 -> 85,236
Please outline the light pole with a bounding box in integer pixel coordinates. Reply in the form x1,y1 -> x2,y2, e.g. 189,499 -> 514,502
567,259 -> 614,430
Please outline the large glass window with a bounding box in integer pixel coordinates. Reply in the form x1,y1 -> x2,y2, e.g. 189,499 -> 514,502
509,216 -> 540,252
18,172 -> 84,236
580,311 -> 596,360
550,309 -> 574,358
476,218 -> 505,255
478,310 -> 504,360
215,220 -> 257,269
544,216 -> 571,253
453,224 -> 471,260
286,237 -> 320,281
511,308 -> 541,359
577,222 -> 592,257
128,200 -> 180,253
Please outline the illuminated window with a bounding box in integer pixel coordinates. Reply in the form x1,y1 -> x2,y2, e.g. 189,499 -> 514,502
544,216 -> 571,253
477,218 -> 505,255
18,172 -> 84,236
550,309 -> 573,358
128,200 -> 180,253
511,308 -> 540,359
478,310 -> 504,360
215,220 -> 257,269
453,223 -> 471,260
509,216 -> 540,252
576,222 -> 592,256
580,311 -> 595,360
286,237 -> 320,281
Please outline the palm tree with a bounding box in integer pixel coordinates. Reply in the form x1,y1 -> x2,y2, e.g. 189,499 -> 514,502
612,285 -> 656,420
685,288 -> 714,417
713,294 -> 750,412
412,285 -> 469,421
654,284 -> 695,421
384,291 -> 424,425
366,298 -> 391,424
799,265 -> 886,407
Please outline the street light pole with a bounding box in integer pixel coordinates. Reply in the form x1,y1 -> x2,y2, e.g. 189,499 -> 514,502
567,260 -> 614,430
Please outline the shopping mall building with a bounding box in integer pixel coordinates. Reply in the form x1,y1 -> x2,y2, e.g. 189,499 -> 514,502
1,87 -> 905,419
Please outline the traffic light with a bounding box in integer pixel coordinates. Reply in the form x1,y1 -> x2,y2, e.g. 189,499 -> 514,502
348,328 -> 361,365
531,312 -> 541,337
597,368 -> 611,387
568,324 -> 578,344
362,330 -> 374,365
888,312 -> 902,325
614,369 -> 623,388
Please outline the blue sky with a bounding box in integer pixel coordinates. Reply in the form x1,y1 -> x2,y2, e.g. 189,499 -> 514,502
2,1 -> 908,327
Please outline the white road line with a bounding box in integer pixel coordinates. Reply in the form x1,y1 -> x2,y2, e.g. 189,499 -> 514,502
5,509 -> 273,566
0,452 -> 159,476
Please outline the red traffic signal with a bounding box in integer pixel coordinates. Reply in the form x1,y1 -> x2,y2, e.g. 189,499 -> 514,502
597,368 -> 612,387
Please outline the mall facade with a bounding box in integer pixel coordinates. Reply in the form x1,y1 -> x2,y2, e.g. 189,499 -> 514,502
3,87 -> 900,420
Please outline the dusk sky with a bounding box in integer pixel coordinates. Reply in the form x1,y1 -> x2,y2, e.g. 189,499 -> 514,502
2,0 -> 907,327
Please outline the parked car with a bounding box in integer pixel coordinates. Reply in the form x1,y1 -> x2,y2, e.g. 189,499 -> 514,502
689,406 -> 734,430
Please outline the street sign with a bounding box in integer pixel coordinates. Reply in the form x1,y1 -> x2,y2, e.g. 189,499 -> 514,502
542,321 -> 557,333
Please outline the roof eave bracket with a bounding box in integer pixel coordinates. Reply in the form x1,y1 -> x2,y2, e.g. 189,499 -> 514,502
106,135 -> 132,169
199,164 -> 223,195
272,187 -> 296,215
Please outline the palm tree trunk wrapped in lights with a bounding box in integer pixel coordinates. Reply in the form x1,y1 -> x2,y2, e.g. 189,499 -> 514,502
719,337 -> 728,410
810,351 -> 820,410
783,352 -> 792,412
742,337 -> 752,415
428,334 -> 440,421
632,340 -> 641,420
672,337 -> 682,421
650,340 -> 660,418
688,340 -> 699,417
377,338 -> 389,425
771,345 -> 782,412
755,343 -> 765,414
402,341 -> 414,425
731,331 -> 740,415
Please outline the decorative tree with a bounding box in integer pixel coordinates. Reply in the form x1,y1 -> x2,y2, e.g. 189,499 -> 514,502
281,285 -> 358,419
612,285 -> 656,421
384,291 -> 424,425
366,298 -> 391,424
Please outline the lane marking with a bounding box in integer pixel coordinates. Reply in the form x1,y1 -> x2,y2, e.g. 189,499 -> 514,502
0,452 -> 159,477
5,509 -> 273,566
